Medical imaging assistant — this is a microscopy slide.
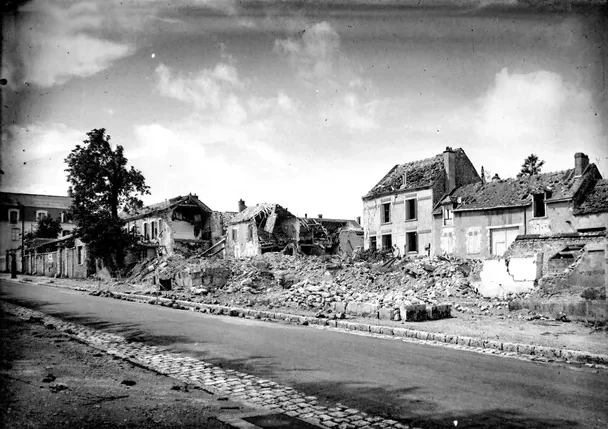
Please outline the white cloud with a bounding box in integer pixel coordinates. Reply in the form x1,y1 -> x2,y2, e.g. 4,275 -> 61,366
14,1 -> 135,88
0,123 -> 84,194
321,93 -> 380,131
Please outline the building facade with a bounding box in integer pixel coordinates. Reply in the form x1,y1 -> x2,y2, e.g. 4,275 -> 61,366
362,147 -> 480,256
432,153 -> 605,258
1,192 -> 75,272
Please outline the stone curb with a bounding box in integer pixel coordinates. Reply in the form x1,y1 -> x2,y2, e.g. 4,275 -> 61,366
7,276 -> 608,367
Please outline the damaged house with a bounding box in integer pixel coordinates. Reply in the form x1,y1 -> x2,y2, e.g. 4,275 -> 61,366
122,194 -> 229,258
225,201 -> 299,258
362,147 -> 480,256
298,215 -> 363,256
432,153 -> 605,258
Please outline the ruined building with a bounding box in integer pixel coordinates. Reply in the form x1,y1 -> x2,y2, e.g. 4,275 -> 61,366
122,194 -> 230,258
362,147 -> 480,256
432,152 -> 606,258
225,200 -> 299,258
298,215 -> 363,256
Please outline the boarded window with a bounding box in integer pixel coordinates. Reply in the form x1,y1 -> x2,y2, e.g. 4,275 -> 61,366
405,199 -> 417,220
382,203 -> 391,223
382,234 -> 392,250
406,232 -> 418,253
533,193 -> 546,217
466,227 -> 481,254
11,228 -> 20,241
9,209 -> 19,224
77,246 -> 83,265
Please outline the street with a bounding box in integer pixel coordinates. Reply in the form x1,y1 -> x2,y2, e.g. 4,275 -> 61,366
1,279 -> 607,429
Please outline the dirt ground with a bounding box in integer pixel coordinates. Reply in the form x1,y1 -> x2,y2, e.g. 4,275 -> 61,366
0,306 -> 230,429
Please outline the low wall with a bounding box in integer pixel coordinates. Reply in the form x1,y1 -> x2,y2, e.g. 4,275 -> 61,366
475,255 -> 541,298
509,300 -> 608,322
331,301 -> 451,322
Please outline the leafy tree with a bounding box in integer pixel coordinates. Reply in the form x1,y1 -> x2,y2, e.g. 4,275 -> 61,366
23,216 -> 63,248
517,154 -> 545,178
65,128 -> 150,275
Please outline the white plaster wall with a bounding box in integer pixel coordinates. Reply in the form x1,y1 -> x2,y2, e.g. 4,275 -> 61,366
476,255 -> 540,298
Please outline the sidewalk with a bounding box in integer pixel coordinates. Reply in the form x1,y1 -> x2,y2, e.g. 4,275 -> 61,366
0,304 -> 230,429
3,273 -> 608,365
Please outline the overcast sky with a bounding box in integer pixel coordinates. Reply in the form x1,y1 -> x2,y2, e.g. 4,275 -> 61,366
1,0 -> 607,218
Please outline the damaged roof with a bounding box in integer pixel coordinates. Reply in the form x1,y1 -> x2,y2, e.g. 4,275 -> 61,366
0,192 -> 72,209
299,217 -> 362,231
575,179 -> 608,215
229,203 -> 294,224
446,168 -> 588,211
121,194 -> 212,220
363,153 -> 446,199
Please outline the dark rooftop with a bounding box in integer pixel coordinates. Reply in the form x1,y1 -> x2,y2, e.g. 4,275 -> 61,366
0,192 -> 72,210
363,153 -> 446,199
450,168 -> 585,211
574,179 -> 608,215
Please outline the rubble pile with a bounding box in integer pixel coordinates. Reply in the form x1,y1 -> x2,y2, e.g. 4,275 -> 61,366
125,251 -> 486,315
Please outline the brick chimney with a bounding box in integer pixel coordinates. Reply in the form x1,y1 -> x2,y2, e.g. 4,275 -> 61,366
574,153 -> 589,176
238,199 -> 246,212
443,147 -> 456,193
318,214 -> 323,219
356,216 -> 361,225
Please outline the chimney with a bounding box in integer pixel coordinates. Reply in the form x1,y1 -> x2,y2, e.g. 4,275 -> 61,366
238,199 -> 246,212
492,174 -> 501,183
67,186 -> 73,198
443,147 -> 456,193
304,213 -> 307,218
356,216 -> 361,225
318,214 -> 323,219
574,153 -> 589,176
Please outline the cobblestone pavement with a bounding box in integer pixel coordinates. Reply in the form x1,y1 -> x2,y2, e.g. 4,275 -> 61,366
1,301 -> 419,429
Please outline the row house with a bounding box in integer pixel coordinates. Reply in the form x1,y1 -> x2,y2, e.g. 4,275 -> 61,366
432,152 -> 606,258
362,147 -> 480,256
1,192 -> 76,272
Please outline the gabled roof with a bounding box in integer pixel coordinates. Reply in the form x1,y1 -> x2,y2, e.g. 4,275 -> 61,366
363,153 -> 445,199
121,194 -> 211,220
229,203 -> 294,224
447,168 -> 588,212
0,192 -> 72,210
575,179 -> 608,215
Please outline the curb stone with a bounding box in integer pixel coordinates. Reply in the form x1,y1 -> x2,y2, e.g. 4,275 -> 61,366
6,277 -> 608,368
0,301 -> 419,429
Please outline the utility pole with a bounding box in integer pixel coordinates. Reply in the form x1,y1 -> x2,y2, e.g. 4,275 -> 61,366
20,203 -> 25,273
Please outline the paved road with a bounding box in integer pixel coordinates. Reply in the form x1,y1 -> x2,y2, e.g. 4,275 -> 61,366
1,280 -> 607,429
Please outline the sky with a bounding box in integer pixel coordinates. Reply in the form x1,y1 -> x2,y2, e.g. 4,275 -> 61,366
1,0 -> 607,219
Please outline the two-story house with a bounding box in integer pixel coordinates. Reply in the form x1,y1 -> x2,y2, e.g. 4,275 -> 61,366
432,152 -> 605,258
1,192 -> 75,272
362,147 -> 480,256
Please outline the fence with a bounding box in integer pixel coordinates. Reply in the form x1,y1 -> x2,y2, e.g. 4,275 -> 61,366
24,244 -> 90,279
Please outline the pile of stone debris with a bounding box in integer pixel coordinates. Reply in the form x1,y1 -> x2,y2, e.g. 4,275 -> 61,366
125,251 -> 484,313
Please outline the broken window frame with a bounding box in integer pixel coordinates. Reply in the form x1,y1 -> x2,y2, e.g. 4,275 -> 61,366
405,198 -> 417,221
9,209 -> 19,224
533,193 -> 546,218
381,203 -> 391,224
443,206 -> 453,226
406,231 -> 418,253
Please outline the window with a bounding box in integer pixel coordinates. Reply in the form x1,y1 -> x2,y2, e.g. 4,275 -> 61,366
151,221 -> 158,240
247,223 -> 254,240
77,246 -> 83,265
369,236 -> 377,250
405,199 -> 417,221
143,222 -> 149,240
381,234 -> 392,250
36,210 -> 48,221
11,228 -> 20,241
9,209 -> 19,224
443,206 -> 453,226
382,203 -> 391,224
406,232 -> 418,253
232,228 -> 238,242
466,227 -> 481,254
533,193 -> 546,218
62,230 -> 70,237
60,212 -> 67,223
